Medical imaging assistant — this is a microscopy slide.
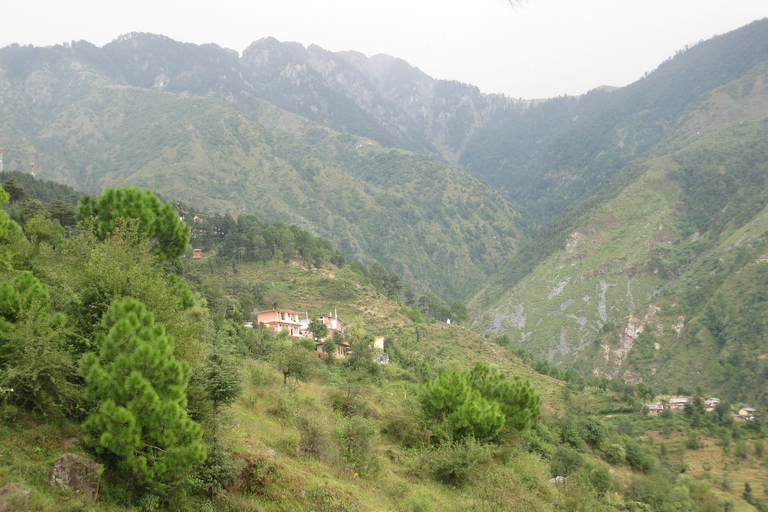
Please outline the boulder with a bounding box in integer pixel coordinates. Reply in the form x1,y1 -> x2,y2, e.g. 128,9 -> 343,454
50,453 -> 101,501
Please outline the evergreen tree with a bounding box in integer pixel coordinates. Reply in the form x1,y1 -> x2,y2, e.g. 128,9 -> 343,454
80,298 -> 205,494
466,363 -> 541,431
420,370 -> 505,441
202,335 -> 242,446
78,187 -> 190,263
420,363 -> 541,441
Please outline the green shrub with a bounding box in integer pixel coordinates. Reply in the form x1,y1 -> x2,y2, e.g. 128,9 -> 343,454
305,483 -> 359,512
550,445 -> 584,478
601,442 -> 626,464
423,437 -> 493,486
336,416 -> 380,476
624,438 -> 656,473
588,465 -> 613,496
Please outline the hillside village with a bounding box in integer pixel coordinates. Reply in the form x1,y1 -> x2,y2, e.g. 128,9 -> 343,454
250,308 -> 387,361
645,397 -> 757,421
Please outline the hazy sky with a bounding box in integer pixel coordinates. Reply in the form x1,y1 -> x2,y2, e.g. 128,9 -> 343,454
2,1 -> 766,99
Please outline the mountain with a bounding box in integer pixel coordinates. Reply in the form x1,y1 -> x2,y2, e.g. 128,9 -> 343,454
470,57 -> 768,408
3,20 -> 768,406
460,18 -> 768,224
0,40 -> 527,303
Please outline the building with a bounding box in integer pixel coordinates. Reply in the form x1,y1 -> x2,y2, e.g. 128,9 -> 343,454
316,340 -> 352,359
318,312 -> 344,335
646,402 -> 665,415
667,397 -> 691,411
739,407 -> 757,420
193,249 -> 202,260
255,309 -> 304,337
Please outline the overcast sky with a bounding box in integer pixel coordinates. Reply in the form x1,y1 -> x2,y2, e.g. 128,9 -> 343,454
2,1 -> 766,99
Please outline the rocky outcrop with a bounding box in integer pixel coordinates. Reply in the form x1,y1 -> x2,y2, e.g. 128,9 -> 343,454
50,453 -> 101,501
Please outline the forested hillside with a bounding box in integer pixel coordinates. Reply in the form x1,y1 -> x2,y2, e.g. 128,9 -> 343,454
2,180 -> 766,512
0,44 -> 528,303
471,58 -> 768,410
461,18 -> 768,223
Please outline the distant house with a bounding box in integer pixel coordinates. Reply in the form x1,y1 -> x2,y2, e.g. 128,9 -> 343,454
193,249 -> 203,260
646,402 -> 665,415
668,397 -> 691,411
316,340 -> 352,359
318,313 -> 344,335
739,407 -> 757,420
372,335 -> 389,364
255,309 -> 304,337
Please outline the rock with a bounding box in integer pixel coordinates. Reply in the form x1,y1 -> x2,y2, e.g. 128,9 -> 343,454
50,453 -> 101,501
262,449 -> 278,461
0,484 -> 33,511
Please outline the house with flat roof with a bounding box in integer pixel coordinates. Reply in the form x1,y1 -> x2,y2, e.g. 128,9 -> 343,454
255,309 -> 304,337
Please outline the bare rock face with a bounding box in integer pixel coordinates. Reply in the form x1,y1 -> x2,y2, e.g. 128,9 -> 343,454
0,484 -> 33,511
50,453 -> 101,501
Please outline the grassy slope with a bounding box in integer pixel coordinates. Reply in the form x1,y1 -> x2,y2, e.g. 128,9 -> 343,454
0,258 -> 566,511
204,259 -> 562,408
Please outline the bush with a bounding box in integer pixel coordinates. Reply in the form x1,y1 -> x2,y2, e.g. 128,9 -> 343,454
423,437 -> 493,486
296,414 -> 333,460
624,438 -> 656,473
191,445 -> 243,498
305,484 -> 360,512
336,416 -> 380,476
685,430 -> 701,450
601,442 -> 626,464
588,465 -> 613,496
236,452 -> 279,495
550,445 -> 584,478
382,406 -> 428,448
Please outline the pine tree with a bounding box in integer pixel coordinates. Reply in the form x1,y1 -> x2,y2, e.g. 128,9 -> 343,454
201,335 -> 242,446
420,363 -> 541,441
77,187 -> 190,263
420,370 -> 505,441
80,298 -> 205,494
466,363 -> 541,431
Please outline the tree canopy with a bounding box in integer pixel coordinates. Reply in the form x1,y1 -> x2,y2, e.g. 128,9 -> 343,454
80,297 -> 205,491
78,187 -> 190,263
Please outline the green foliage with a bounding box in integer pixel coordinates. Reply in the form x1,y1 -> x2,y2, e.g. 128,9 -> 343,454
60,224 -> 203,357
466,363 -> 542,431
550,445 -> 584,477
78,186 -> 190,263
201,333 -> 243,443
0,271 -> 76,413
422,437 -> 493,486
270,343 -> 318,385
420,370 -> 504,442
588,465 -> 613,496
336,416 -> 380,476
420,363 -> 540,442
80,297 -> 205,487
308,318 -> 328,341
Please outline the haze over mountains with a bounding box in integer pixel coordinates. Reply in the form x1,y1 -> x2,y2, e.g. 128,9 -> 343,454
2,19 -> 768,403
